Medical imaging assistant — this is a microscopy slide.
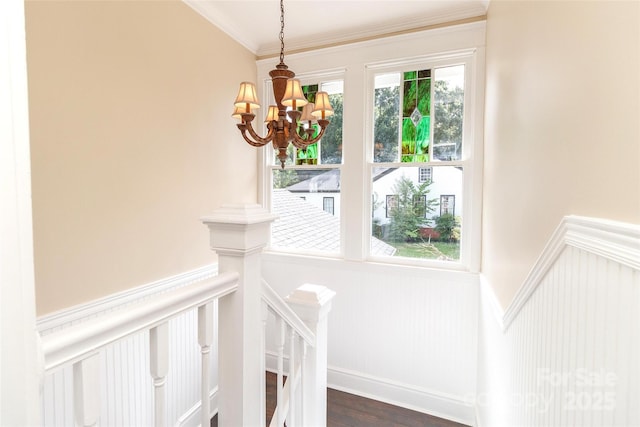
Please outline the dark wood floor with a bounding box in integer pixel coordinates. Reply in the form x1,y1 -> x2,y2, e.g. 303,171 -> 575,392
211,372 -> 469,427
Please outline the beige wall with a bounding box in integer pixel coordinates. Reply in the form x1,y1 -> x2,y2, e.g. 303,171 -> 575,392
26,0 -> 258,315
483,0 -> 640,307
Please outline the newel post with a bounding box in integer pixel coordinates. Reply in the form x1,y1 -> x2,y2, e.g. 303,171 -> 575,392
202,204 -> 277,427
286,284 -> 336,427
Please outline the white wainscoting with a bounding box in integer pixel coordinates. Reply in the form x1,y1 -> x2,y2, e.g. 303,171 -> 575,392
38,265 -> 219,427
477,216 -> 640,427
261,254 -> 479,425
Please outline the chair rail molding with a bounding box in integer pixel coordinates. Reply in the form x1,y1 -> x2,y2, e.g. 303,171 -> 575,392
476,215 -> 640,427
483,215 -> 640,331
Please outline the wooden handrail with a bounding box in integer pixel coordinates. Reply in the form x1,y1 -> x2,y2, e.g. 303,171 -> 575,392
41,272 -> 239,373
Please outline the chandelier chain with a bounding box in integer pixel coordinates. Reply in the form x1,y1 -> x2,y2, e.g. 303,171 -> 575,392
279,0 -> 285,64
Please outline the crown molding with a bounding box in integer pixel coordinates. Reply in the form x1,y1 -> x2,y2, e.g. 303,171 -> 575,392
182,0 -> 260,54
182,0 -> 487,57
256,8 -> 487,58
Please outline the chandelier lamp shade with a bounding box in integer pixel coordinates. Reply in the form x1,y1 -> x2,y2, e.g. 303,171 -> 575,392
232,0 -> 333,168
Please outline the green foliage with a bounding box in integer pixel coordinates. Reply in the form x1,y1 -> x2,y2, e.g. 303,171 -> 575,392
433,80 -> 464,160
371,192 -> 384,238
320,93 -> 343,164
387,176 -> 437,242
373,86 -> 399,162
272,169 -> 298,189
434,214 -> 461,242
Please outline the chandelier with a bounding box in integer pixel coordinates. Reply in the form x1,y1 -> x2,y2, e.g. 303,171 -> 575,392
232,0 -> 334,169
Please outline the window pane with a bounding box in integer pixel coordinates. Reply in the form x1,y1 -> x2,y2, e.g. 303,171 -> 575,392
320,81 -> 343,164
271,169 -> 341,253
433,65 -> 464,161
373,74 -> 400,162
371,166 -> 462,261
270,81 -> 344,166
401,69 -> 431,163
323,197 -> 335,215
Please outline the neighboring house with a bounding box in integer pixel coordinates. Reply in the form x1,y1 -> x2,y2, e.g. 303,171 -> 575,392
271,188 -> 396,256
283,166 -> 462,228
370,166 -> 463,227
285,169 -> 341,216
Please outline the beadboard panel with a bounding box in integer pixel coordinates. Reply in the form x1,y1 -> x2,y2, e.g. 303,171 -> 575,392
261,255 -> 479,425
477,217 -> 640,426
38,265 -> 218,427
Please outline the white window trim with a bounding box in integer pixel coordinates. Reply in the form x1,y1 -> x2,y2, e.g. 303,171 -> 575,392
257,21 -> 485,272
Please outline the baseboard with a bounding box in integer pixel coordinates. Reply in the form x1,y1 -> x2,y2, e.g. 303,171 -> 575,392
266,351 -> 474,426
177,387 -> 218,427
265,350 -> 291,373
328,366 -> 475,426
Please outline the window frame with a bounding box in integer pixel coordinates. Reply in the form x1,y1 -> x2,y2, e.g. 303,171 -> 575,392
323,196 -> 335,215
385,195 -> 397,218
256,22 -> 485,272
364,52 -> 480,269
259,69 -> 346,258
440,194 -> 456,216
418,167 -> 433,183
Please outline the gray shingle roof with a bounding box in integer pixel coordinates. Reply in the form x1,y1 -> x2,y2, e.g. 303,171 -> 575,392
285,168 -> 394,193
271,189 -> 397,256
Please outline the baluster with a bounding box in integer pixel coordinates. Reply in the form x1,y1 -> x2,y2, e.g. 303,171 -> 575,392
149,322 -> 168,427
198,302 -> 213,427
73,353 -> 100,427
276,317 -> 286,427
299,340 -> 307,424
288,330 -> 296,427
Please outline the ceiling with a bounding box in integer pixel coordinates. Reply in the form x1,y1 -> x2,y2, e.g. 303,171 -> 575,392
183,0 -> 489,58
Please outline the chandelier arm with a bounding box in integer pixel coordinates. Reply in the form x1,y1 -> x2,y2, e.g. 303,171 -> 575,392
290,138 -> 310,150
236,123 -> 273,147
244,122 -> 276,145
291,124 -> 328,148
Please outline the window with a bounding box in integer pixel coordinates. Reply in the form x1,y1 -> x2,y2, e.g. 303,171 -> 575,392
413,195 -> 427,218
267,77 -> 344,254
260,23 -> 484,268
371,64 -> 465,261
440,195 -> 455,216
323,197 -> 335,215
418,167 -> 432,183
385,195 -> 397,218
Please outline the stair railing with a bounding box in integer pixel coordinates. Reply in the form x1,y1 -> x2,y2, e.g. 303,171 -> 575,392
204,204 -> 335,427
39,204 -> 334,427
39,272 -> 239,427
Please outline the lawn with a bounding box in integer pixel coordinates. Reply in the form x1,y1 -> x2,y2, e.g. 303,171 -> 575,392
391,241 -> 460,260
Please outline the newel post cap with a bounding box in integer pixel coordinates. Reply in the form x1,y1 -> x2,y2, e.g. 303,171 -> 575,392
285,284 -> 336,323
201,204 -> 278,254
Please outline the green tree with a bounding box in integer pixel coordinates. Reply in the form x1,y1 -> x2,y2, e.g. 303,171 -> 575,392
374,86 -> 399,162
273,169 -> 298,189
320,93 -> 343,164
387,176 -> 438,242
433,80 -> 464,160
434,214 -> 461,242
